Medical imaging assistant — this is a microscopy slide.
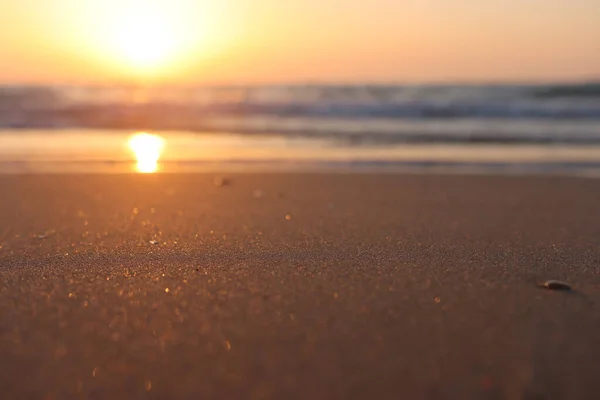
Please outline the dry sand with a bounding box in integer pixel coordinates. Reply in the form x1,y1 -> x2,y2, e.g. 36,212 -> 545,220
1,173 -> 600,399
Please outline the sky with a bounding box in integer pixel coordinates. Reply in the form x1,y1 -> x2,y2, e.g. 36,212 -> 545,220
1,0 -> 599,85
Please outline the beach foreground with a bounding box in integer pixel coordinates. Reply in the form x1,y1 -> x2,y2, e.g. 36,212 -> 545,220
1,173 -> 600,399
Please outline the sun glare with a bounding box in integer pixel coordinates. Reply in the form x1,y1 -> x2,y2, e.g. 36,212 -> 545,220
76,1 -> 237,80
115,15 -> 176,71
128,133 -> 165,173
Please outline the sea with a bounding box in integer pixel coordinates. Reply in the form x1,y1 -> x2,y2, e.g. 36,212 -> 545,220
1,82 -> 599,175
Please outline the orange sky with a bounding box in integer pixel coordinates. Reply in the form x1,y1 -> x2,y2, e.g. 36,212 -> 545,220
1,0 -> 599,84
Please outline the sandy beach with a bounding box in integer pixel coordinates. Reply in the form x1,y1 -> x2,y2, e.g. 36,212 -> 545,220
1,173 -> 600,399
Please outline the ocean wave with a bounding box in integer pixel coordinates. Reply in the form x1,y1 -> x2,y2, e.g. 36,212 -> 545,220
0,84 -> 599,140
533,82 -> 600,98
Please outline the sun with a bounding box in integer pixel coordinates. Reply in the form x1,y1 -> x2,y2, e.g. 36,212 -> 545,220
84,1 -> 237,80
115,14 -> 176,72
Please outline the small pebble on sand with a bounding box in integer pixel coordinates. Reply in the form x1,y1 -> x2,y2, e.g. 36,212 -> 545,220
149,240 -> 159,245
540,280 -> 571,291
35,230 -> 56,240
213,177 -> 230,187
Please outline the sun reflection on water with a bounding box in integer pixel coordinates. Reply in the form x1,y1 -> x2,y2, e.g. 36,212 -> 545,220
128,133 -> 165,173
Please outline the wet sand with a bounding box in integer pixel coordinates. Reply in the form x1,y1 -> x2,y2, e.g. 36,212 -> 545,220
1,173 -> 600,399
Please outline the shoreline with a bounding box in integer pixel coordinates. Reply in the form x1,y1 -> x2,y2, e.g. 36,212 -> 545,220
2,160 -> 600,178
2,129 -> 600,178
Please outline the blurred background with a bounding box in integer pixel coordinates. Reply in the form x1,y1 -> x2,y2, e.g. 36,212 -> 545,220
1,0 -> 599,174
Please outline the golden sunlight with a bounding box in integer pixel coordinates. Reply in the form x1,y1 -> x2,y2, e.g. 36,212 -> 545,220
114,14 -> 178,72
128,133 -> 165,173
53,0 -> 240,81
